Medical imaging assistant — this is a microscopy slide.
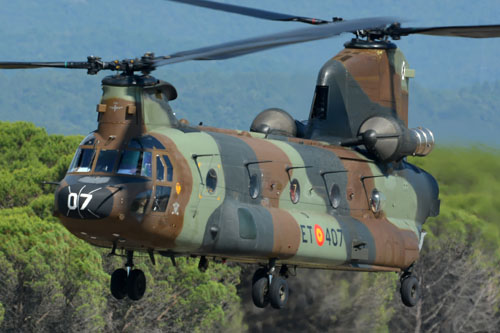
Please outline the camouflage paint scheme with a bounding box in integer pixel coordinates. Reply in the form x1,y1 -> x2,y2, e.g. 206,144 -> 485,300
55,45 -> 439,274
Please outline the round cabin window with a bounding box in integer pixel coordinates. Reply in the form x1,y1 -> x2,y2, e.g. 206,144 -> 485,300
329,183 -> 341,209
370,188 -> 384,213
206,169 -> 217,193
290,179 -> 300,204
249,173 -> 261,199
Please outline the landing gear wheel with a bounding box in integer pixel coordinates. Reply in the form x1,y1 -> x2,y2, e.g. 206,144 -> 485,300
401,275 -> 420,307
252,267 -> 268,285
269,277 -> 289,309
252,277 -> 270,308
127,269 -> 146,301
110,268 -> 128,300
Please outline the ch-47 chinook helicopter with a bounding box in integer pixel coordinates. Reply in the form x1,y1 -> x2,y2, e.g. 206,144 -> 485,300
2,0 -> 500,310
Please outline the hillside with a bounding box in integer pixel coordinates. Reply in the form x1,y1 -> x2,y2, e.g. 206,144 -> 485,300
1,70 -> 500,145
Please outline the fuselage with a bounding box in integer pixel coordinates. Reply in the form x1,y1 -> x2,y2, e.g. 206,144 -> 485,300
55,124 -> 439,272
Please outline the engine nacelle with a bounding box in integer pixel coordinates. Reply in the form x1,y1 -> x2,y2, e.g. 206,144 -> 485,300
250,108 -> 297,137
358,116 -> 434,162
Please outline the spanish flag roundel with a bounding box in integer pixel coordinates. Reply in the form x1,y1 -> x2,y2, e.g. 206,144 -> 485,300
314,224 -> 325,246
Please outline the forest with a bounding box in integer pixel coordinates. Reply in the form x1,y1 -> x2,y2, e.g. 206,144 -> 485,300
0,121 -> 499,332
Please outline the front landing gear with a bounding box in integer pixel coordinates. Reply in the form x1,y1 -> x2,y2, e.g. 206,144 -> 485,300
110,250 -> 147,301
400,268 -> 420,307
127,269 -> 146,300
251,261 -> 290,309
110,268 -> 128,299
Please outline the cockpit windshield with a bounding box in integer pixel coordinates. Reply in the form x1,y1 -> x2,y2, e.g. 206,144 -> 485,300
95,150 -> 119,173
117,150 -> 152,177
67,135 -> 169,179
69,148 -> 95,172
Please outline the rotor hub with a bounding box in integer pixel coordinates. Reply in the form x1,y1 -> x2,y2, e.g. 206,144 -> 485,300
344,39 -> 397,49
101,74 -> 159,87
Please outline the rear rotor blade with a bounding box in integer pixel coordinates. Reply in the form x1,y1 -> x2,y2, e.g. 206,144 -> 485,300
168,0 -> 329,25
397,24 -> 500,38
153,17 -> 396,66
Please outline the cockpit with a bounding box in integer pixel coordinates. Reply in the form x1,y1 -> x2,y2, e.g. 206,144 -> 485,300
68,134 -> 173,180
65,133 -> 175,219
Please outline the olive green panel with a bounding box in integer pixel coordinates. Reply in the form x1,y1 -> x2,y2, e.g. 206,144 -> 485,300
150,128 -> 225,251
101,85 -> 140,103
387,48 -> 412,93
287,210 -> 348,265
366,162 -> 419,234
268,140 -> 330,213
142,94 -> 178,130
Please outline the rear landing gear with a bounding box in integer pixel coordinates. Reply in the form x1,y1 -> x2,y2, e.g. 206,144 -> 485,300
400,268 -> 420,307
251,260 -> 290,309
110,250 -> 147,301
269,277 -> 289,309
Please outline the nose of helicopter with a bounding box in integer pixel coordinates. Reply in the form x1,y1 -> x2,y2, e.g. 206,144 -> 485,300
55,181 -> 119,220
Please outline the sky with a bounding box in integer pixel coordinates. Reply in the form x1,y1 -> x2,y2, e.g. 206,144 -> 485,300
0,0 -> 499,142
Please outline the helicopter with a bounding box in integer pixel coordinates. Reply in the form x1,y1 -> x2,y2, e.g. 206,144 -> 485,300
1,0 -> 499,310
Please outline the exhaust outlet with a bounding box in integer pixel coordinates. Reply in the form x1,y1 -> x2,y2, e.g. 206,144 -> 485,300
410,127 -> 434,156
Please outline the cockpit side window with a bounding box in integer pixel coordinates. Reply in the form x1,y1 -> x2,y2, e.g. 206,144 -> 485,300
156,155 -> 165,181
152,186 -> 171,212
69,148 -> 95,173
164,155 -> 173,181
95,149 -> 119,173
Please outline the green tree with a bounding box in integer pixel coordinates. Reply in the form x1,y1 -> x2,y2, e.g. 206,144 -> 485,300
0,206 -> 108,332
0,121 -> 81,208
102,257 -> 244,332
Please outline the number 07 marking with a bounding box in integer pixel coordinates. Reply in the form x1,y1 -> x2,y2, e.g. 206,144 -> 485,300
67,186 -> 100,213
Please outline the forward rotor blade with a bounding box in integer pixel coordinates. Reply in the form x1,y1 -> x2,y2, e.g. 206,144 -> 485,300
168,0 -> 329,25
398,24 -> 500,38
0,61 -> 90,70
153,17 -> 395,66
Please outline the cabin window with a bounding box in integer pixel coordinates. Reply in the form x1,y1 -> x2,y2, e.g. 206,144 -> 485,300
249,173 -> 260,199
206,169 -> 217,193
329,183 -> 341,209
95,150 -> 119,173
69,148 -> 96,173
370,189 -> 385,213
152,186 -> 171,212
290,179 -> 301,204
